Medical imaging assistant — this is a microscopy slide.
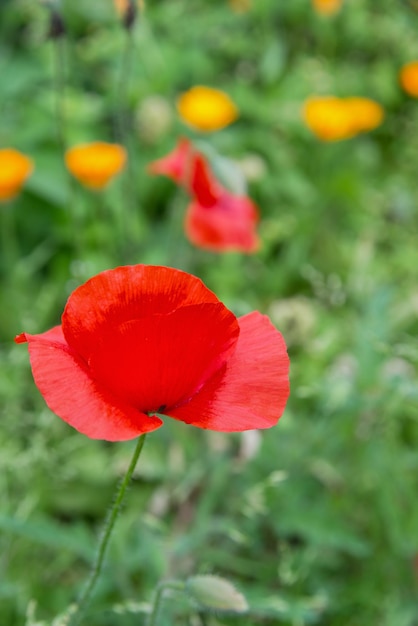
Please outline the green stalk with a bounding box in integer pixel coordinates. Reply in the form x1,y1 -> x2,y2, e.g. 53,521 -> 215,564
147,580 -> 185,626
114,26 -> 140,264
51,34 -> 67,156
69,434 -> 147,626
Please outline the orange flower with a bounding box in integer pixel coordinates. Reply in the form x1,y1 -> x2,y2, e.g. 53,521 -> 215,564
312,0 -> 342,16
345,97 -> 384,133
65,142 -> 127,190
177,86 -> 238,133
303,96 -> 384,141
0,148 -> 34,202
303,97 -> 354,141
399,61 -> 418,97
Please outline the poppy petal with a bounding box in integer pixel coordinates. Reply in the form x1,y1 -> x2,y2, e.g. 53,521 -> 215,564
86,303 -> 240,414
185,194 -> 260,253
147,137 -> 193,184
169,312 -> 289,431
62,265 -> 221,362
16,325 -> 64,345
18,327 -> 162,441
189,153 -> 219,207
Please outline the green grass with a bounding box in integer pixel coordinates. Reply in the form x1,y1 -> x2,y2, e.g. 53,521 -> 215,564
1,0 -> 418,624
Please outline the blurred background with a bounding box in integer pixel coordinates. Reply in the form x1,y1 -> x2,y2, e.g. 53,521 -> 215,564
1,0 -> 418,624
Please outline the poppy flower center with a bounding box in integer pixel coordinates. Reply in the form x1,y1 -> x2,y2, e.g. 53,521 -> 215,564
72,304 -> 240,415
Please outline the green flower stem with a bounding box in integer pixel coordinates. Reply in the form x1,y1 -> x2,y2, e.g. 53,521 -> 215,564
147,580 -> 185,626
52,35 -> 67,155
115,27 -> 134,145
0,202 -> 22,330
49,20 -> 81,261
198,613 -> 209,626
69,434 -> 147,626
114,27 -> 141,264
1,202 -> 18,275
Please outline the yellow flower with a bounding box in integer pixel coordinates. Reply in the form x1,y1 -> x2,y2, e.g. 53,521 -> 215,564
345,97 -> 384,133
65,142 -> 127,190
399,61 -> 418,97
0,148 -> 34,202
177,86 -> 238,132
303,96 -> 384,141
303,97 -> 354,141
312,0 -> 342,16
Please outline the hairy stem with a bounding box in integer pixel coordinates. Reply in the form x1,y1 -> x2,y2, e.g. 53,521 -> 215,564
147,580 -> 185,626
69,434 -> 147,626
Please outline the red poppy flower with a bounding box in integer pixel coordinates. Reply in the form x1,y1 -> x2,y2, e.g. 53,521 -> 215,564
185,153 -> 260,253
147,137 -> 193,185
148,139 -> 260,253
15,265 -> 289,441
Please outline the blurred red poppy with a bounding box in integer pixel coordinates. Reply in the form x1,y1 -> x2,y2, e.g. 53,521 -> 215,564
149,139 -> 260,253
185,153 -> 260,253
16,265 -> 289,441
147,137 -> 193,185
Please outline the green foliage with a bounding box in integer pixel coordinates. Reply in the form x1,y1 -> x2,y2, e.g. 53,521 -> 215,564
1,0 -> 418,625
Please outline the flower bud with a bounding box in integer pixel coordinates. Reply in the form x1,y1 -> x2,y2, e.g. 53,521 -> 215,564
114,0 -> 145,30
123,0 -> 136,30
186,575 -> 248,614
47,8 -> 66,39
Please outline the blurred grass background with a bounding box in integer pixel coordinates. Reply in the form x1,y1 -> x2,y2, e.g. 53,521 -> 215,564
1,0 -> 418,624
